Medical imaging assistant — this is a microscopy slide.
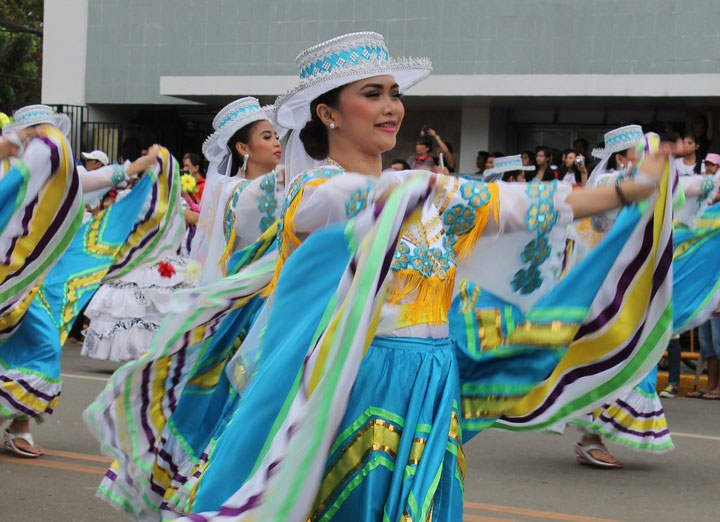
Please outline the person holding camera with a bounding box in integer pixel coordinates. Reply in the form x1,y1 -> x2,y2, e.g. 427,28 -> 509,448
560,148 -> 588,185
423,127 -> 456,172
407,133 -> 435,170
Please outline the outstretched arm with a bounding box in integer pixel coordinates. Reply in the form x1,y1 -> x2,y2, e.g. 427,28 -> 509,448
78,145 -> 160,192
566,151 -> 667,219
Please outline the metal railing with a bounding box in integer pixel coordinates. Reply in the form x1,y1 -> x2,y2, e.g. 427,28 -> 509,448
51,105 -> 87,154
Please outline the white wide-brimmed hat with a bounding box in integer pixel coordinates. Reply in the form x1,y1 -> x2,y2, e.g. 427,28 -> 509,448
591,125 -> 644,159
4,104 -> 71,136
202,97 -> 272,163
484,154 -> 536,175
274,32 -> 432,130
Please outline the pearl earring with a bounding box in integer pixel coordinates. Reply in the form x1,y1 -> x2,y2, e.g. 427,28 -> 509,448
241,153 -> 249,172
329,123 -> 336,129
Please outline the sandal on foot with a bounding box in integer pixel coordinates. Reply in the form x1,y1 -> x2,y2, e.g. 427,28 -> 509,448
687,390 -> 706,399
702,392 -> 720,400
3,430 -> 42,458
574,443 -> 623,469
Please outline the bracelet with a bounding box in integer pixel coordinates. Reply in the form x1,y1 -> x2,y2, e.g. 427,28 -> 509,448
634,171 -> 659,188
615,177 -> 630,206
3,130 -> 25,156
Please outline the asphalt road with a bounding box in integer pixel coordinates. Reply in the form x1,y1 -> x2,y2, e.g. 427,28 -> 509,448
2,341 -> 719,522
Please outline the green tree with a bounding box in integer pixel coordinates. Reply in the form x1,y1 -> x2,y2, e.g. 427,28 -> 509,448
0,0 -> 43,111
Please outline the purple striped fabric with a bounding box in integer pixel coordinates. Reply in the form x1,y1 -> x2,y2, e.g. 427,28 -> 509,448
614,397 -> 666,419
596,412 -> 670,439
0,374 -> 58,402
576,216 -> 655,338
501,217 -> 673,424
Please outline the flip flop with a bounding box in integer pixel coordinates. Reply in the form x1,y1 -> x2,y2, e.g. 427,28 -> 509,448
3,430 -> 42,458
574,443 -> 623,469
702,392 -> 720,400
687,390 -> 706,399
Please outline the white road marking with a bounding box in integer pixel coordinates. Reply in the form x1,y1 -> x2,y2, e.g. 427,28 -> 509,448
60,373 -> 109,382
671,431 -> 720,441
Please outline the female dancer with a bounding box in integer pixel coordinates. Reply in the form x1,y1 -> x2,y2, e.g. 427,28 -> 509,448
2,106 -> 184,457
81,98 -> 284,361
192,97 -> 285,283
87,32 -> 670,521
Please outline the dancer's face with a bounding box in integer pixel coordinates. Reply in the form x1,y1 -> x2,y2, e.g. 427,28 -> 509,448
322,75 -> 405,156
235,120 -> 282,174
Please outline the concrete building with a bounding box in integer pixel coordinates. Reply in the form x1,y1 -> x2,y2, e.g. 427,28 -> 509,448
43,0 -> 720,171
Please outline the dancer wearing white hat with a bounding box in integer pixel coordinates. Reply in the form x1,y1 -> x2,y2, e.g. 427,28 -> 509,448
87,32 -> 671,522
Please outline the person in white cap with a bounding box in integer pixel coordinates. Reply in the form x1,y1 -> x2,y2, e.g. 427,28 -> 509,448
85,31 -> 674,522
80,149 -> 110,170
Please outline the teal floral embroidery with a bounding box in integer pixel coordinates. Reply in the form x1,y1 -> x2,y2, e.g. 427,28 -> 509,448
346,183 -> 371,218
444,204 -> 476,236
700,177 -> 715,203
526,179 -> 555,200
513,180 -> 560,295
391,241 -> 411,270
460,181 -> 491,209
431,247 -> 452,271
511,266 -> 542,294
521,236 -> 551,265
391,240 -> 455,276
257,172 -> 277,233
409,245 -> 434,277
526,200 -> 557,234
111,165 -> 126,186
443,234 -> 456,251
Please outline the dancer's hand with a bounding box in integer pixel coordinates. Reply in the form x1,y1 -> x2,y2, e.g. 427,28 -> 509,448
635,150 -> 670,188
127,145 -> 161,177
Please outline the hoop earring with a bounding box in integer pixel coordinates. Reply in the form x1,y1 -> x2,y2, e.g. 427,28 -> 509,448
241,153 -> 249,172
329,123 -> 336,130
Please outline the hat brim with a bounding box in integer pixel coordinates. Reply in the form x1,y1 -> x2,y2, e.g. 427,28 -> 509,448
4,113 -> 71,137
485,165 -> 535,175
202,113 -> 271,163
274,58 -> 432,130
592,141 -> 644,159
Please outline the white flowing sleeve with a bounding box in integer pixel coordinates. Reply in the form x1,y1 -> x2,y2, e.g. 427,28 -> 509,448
232,172 -> 281,248
273,167 -> 376,274
675,174 -> 720,229
77,164 -> 127,192
291,172 -> 375,235
446,177 -> 574,313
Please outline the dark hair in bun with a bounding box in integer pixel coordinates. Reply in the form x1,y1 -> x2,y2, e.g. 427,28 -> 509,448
299,85 -> 345,160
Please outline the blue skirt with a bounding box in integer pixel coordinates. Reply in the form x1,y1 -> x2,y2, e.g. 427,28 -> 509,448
308,335 -> 464,522
191,335 -> 465,522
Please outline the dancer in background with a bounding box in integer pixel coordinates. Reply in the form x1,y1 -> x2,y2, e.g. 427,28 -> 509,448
2,106 -> 184,457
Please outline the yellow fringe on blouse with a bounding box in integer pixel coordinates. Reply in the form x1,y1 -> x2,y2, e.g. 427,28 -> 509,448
386,268 -> 456,325
384,184 -> 499,326
454,182 -> 499,261
264,178 -> 328,297
217,227 -> 236,277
